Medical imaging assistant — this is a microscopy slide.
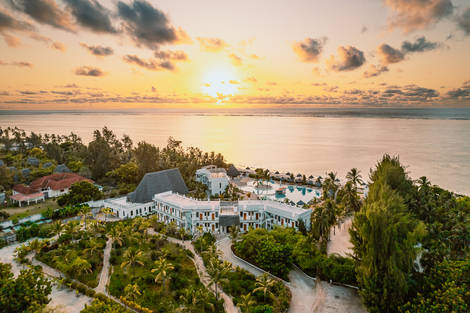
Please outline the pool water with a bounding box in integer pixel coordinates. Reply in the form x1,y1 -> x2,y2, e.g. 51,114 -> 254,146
240,180 -> 321,205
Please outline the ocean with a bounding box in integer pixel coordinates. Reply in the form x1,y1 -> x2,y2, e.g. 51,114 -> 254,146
1,108 -> 469,195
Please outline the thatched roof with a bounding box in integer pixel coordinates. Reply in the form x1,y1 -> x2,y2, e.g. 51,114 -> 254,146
127,168 -> 188,203
226,165 -> 240,178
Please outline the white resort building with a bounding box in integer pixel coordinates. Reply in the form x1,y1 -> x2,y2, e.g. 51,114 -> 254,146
195,165 -> 230,196
100,168 -> 311,235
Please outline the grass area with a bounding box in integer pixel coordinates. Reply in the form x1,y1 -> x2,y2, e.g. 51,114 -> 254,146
3,199 -> 60,221
36,222 -> 106,288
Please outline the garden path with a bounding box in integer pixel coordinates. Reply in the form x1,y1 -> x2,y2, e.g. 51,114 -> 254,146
95,237 -> 112,294
147,229 -> 239,313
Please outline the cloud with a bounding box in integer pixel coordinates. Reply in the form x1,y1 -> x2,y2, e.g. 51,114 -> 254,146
2,33 -> 21,47
123,54 -> 175,71
0,8 -> 34,32
401,36 -> 439,53
80,43 -> 113,56
63,0 -> 117,33
384,0 -> 453,33
51,41 -> 66,51
293,37 -> 327,62
249,54 -> 261,60
197,37 -> 228,52
75,66 -> 104,76
377,43 -> 405,64
229,80 -> 239,84
363,64 -> 389,78
8,0 -> 75,32
457,7 -> 470,35
229,53 -> 242,66
361,26 -> 368,33
117,0 -> 189,49
327,46 -> 365,71
447,81 -> 470,99
0,60 -> 33,68
154,50 -> 188,61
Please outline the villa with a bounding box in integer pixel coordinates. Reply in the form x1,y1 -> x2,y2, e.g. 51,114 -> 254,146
195,165 -> 230,196
101,168 -> 312,235
10,173 -> 92,206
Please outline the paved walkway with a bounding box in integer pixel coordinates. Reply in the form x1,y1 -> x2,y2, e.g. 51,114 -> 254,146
148,229 -> 239,313
95,238 -> 112,294
216,237 -> 366,313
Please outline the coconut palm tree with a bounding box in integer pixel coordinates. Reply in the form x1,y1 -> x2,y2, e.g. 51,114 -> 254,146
253,273 -> 276,303
71,257 -> 92,276
29,239 -> 47,255
101,207 -> 113,222
151,257 -> 174,291
64,221 -> 81,240
206,257 -> 231,301
229,226 -> 240,244
108,226 -> 124,247
341,181 -> 361,213
121,247 -> 145,277
123,283 -> 141,301
83,238 -> 101,257
346,168 -> 364,187
52,221 -> 63,237
237,293 -> 255,313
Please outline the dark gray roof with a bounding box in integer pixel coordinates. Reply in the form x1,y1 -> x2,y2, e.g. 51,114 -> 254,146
43,162 -> 53,168
219,215 -> 240,227
54,164 -> 71,173
127,168 -> 188,203
26,157 -> 40,167
226,165 -> 240,177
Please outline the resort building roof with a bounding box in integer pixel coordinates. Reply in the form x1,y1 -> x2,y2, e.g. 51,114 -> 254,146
13,173 -> 93,195
127,168 -> 188,203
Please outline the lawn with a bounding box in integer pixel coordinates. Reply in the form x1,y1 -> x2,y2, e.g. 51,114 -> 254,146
3,199 -> 60,221
108,220 -> 222,313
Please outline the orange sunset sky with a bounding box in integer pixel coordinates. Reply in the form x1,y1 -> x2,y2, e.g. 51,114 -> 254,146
0,0 -> 469,109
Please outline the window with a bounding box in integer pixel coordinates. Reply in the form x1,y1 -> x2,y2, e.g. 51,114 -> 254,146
131,210 -> 133,216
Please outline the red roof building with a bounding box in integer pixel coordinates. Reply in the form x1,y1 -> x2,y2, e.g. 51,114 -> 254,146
12,173 -> 93,204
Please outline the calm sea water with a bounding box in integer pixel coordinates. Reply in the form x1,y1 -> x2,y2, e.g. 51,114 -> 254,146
1,108 -> 469,195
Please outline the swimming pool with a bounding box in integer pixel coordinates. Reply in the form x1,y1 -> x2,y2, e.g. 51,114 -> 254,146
240,180 -> 321,205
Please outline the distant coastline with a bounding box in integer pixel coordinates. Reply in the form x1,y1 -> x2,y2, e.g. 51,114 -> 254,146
1,107 -> 470,120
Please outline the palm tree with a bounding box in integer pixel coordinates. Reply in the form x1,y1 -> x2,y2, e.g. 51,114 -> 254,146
237,293 -> 255,313
206,257 -> 231,301
64,221 -> 81,240
52,221 -> 63,237
346,168 -> 364,187
83,238 -> 101,257
178,227 -> 187,241
123,283 -> 141,301
253,273 -> 276,303
108,226 -> 124,247
101,207 -> 113,222
121,247 -> 145,277
151,257 -> 174,291
229,226 -> 240,244
71,257 -> 92,276
417,176 -> 431,190
29,239 -> 47,255
341,181 -> 361,213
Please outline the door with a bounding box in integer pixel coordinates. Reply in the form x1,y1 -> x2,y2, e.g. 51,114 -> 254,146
212,224 -> 215,232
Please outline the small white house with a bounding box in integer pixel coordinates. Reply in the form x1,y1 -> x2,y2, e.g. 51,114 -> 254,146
195,165 -> 230,196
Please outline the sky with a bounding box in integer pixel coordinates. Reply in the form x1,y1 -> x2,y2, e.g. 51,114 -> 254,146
0,0 -> 469,109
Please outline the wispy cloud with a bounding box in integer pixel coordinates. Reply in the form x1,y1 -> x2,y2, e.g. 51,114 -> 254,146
75,66 -> 104,76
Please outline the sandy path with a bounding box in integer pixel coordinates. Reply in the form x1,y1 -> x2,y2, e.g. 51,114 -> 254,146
0,241 -> 92,313
148,229 -> 239,313
327,217 -> 354,257
95,238 -> 112,294
312,280 -> 366,313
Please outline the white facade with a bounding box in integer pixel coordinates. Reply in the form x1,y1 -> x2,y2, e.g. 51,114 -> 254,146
195,165 -> 230,196
152,191 -> 311,235
103,197 -> 155,219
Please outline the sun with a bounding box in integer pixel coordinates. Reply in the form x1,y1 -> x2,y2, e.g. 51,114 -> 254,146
201,64 -> 240,104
